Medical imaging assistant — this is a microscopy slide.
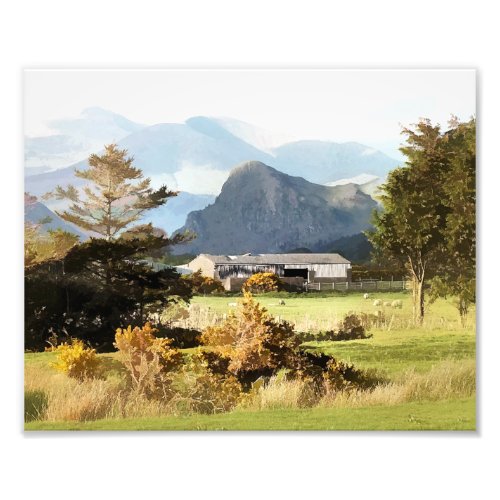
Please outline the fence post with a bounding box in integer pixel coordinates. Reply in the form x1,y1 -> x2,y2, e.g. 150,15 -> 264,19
346,281 -> 349,290
318,282 -> 321,291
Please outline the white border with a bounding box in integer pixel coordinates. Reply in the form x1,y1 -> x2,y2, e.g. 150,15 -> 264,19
2,1 -> 498,499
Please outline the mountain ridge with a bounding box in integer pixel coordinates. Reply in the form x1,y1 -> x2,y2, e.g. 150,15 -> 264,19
174,161 -> 377,254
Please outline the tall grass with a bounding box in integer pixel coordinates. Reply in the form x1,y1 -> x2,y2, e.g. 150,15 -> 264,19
242,360 -> 475,412
24,365 -> 176,422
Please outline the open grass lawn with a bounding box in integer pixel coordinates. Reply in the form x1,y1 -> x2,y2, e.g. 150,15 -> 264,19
25,292 -> 476,431
25,397 -> 475,431
191,292 -> 474,328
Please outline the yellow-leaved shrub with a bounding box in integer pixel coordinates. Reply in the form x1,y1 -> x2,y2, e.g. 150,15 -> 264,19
114,322 -> 183,396
50,338 -> 101,381
200,292 -> 300,387
242,272 -> 282,293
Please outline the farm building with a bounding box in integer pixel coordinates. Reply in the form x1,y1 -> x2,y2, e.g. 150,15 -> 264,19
187,253 -> 352,291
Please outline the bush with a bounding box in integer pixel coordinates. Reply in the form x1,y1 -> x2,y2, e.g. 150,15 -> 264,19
296,312 -> 373,343
50,339 -> 102,381
200,292 -> 300,387
242,272 -> 282,294
159,326 -> 201,348
183,269 -> 225,295
186,372 -> 242,414
114,323 -> 183,396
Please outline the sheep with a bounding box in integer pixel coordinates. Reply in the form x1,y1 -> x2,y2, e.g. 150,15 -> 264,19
373,299 -> 382,307
227,302 -> 237,307
383,301 -> 392,307
363,293 -> 370,299
278,299 -> 286,306
391,299 -> 403,309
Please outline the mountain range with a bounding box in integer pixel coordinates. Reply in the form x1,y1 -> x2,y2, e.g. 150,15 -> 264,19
25,108 -> 396,249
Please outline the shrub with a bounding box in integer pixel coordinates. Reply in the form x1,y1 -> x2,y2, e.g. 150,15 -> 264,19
50,338 -> 102,381
242,272 -> 282,294
200,292 -> 300,387
159,326 -> 201,348
114,323 -> 183,396
187,372 -> 242,414
159,302 -> 190,326
296,312 -> 373,343
183,269 -> 225,295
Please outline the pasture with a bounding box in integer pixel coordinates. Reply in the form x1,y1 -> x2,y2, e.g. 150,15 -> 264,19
24,291 -> 476,431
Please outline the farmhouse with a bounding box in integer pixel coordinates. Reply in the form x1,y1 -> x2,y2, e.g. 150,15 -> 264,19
187,253 -> 352,291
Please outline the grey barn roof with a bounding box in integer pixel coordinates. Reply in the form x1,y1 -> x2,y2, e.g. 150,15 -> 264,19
200,253 -> 350,265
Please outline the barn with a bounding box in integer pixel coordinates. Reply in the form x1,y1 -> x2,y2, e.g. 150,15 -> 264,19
187,253 -> 352,291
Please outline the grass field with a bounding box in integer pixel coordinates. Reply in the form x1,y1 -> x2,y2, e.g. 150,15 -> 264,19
25,397 -> 475,431
24,291 -> 476,431
191,291 -> 475,331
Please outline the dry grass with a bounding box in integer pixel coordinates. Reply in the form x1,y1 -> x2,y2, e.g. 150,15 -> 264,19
25,353 -> 475,423
319,359 -> 475,408
24,365 -> 176,422
239,359 -> 475,412
242,377 -> 307,411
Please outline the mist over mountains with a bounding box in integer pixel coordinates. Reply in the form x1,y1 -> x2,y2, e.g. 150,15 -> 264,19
25,108 -> 397,248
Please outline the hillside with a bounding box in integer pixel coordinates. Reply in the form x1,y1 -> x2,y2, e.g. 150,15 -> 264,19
175,161 -> 377,254
24,200 -> 87,240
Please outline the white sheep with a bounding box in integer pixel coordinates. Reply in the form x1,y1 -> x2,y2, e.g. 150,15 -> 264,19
373,299 -> 382,307
227,302 -> 237,307
363,293 -> 370,299
391,299 -> 403,309
279,299 -> 286,306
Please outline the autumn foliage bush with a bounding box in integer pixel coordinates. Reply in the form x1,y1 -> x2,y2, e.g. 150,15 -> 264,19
114,323 -> 183,396
242,272 -> 282,293
50,338 -> 102,381
200,292 -> 300,387
183,269 -> 225,295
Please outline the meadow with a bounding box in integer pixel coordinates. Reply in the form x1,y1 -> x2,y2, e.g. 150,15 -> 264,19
24,291 -> 476,431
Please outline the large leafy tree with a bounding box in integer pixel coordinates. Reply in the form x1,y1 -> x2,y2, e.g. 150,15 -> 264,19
46,144 -> 176,240
368,119 -> 450,324
368,117 -> 476,325
429,118 -> 476,324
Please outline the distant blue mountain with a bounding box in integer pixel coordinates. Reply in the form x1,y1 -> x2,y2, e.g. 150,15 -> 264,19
25,112 -> 400,235
25,200 -> 87,240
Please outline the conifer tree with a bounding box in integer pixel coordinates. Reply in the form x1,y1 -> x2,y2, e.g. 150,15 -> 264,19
46,144 -> 176,239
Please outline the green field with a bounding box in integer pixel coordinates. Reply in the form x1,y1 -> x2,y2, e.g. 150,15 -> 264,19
191,292 -> 474,330
25,397 -> 475,431
24,292 -> 476,431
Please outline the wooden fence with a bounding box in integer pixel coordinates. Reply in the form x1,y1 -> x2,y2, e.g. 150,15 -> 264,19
305,280 -> 407,291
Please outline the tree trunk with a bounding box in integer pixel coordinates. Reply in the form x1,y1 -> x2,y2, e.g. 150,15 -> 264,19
416,279 -> 425,325
409,259 -> 425,326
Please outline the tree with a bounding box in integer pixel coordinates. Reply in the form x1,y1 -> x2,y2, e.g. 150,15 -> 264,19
368,117 -> 476,325
429,118 -> 476,324
45,144 -> 176,240
26,145 -> 194,350
367,119 -> 450,324
24,193 -> 79,267
25,233 -> 193,350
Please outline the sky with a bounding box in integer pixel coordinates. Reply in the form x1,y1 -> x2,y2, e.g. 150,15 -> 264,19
24,69 -> 476,160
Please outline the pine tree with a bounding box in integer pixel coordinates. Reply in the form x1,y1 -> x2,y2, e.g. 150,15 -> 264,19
46,144 -> 176,239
